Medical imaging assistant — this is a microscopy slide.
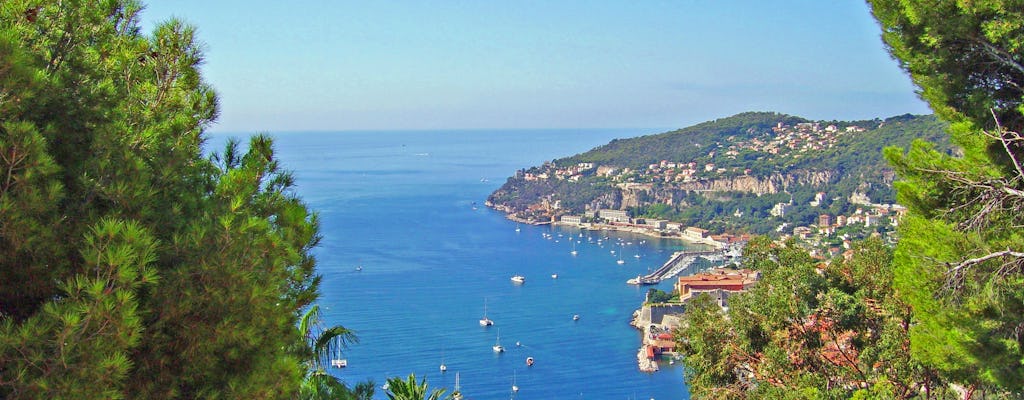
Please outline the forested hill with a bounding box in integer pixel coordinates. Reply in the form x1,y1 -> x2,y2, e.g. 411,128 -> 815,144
487,112 -> 950,235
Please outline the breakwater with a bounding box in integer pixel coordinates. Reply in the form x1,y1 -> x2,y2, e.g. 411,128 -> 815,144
627,249 -> 722,285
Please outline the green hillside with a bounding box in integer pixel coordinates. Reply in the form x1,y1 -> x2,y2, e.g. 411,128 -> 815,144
488,112 -> 950,235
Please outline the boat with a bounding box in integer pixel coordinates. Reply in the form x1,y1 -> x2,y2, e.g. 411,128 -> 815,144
511,370 -> 519,393
570,240 -> 578,256
510,274 -> 525,284
515,224 -> 521,232
330,359 -> 347,368
452,372 -> 463,400
526,356 -> 534,366
355,265 -> 362,271
573,314 -> 580,321
493,329 -> 505,353
479,299 -> 494,326
439,363 -> 447,372
551,274 -> 558,279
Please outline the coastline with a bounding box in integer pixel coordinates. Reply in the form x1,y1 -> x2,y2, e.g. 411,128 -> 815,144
550,220 -> 726,249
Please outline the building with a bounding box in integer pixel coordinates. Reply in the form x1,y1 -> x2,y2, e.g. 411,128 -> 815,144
675,269 -> 759,308
771,202 -> 789,217
819,214 -> 832,228
645,219 -> 668,230
598,209 -> 630,223
683,227 -> 709,240
560,215 -> 582,224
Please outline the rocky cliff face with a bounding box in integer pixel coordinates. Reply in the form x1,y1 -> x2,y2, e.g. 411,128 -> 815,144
674,170 -> 836,194
615,170 -> 837,209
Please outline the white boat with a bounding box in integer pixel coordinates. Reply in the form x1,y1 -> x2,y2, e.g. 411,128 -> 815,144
570,240 -> 578,256
551,273 -> 558,279
573,314 -> 580,321
511,275 -> 525,284
511,370 -> 519,393
439,363 -> 447,372
493,329 -> 505,353
526,356 -> 534,366
330,359 -> 347,368
479,299 -> 494,326
452,372 -> 463,400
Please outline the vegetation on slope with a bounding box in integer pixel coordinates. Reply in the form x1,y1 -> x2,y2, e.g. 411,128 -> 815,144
677,0 -> 1024,397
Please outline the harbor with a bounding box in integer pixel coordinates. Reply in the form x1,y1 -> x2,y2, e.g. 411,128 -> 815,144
627,249 -> 726,285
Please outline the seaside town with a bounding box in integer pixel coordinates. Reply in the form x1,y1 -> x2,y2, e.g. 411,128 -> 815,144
493,117 -> 913,262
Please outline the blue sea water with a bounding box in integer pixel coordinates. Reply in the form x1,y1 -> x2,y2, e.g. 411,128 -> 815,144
212,129 -> 696,400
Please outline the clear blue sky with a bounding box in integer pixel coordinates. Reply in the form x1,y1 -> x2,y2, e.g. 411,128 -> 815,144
141,1 -> 931,133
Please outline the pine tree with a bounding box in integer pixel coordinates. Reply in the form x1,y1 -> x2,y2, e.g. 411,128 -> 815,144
1,1 -> 321,398
870,0 -> 1024,391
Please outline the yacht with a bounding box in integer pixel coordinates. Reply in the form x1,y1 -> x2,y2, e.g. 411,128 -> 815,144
493,329 -> 505,353
479,299 -> 494,326
452,372 -> 463,400
510,275 -> 525,284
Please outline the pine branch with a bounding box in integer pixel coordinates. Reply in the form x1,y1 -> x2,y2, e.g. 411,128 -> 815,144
944,249 -> 1024,292
988,109 -> 1024,181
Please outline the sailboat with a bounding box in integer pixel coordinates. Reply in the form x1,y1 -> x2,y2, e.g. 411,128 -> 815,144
493,329 -> 505,353
511,370 -> 519,393
452,372 -> 463,400
439,346 -> 447,372
570,240 -> 578,256
617,251 -> 625,265
479,299 -> 494,326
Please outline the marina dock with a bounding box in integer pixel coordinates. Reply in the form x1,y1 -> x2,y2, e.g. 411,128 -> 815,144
627,249 -> 722,285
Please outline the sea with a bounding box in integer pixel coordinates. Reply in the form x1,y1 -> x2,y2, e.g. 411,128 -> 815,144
209,129 -> 699,400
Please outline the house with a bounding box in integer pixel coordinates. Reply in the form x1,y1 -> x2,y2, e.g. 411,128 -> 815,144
675,269 -> 759,308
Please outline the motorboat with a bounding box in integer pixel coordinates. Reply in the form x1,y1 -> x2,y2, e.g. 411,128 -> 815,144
526,357 -> 534,367
511,275 -> 525,284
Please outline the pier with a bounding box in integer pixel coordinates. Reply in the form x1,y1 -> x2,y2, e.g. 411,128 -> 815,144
627,249 -> 721,285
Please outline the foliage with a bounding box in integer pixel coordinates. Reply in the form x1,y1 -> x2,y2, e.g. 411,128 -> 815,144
677,238 -> 952,398
384,374 -> 450,400
646,288 -> 674,304
298,305 -> 370,400
0,1 -> 323,398
871,0 -> 1024,392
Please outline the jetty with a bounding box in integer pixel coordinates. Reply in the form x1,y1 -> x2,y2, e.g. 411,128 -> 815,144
627,249 -> 721,285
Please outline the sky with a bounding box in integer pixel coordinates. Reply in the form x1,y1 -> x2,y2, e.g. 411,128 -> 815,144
140,1 -> 932,133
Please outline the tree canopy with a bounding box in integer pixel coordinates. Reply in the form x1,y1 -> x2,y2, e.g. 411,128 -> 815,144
0,1 -> 322,398
872,0 -> 1024,391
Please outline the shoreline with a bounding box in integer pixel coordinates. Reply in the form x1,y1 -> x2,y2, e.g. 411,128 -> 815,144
550,220 -> 726,249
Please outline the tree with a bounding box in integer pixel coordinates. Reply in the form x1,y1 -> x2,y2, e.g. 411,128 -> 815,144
1,1 -> 321,398
298,305 -> 364,400
383,374 -> 450,400
677,238 -> 951,398
870,0 -> 1024,391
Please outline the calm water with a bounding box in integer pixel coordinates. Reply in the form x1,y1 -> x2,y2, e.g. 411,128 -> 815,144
213,129 -> 695,399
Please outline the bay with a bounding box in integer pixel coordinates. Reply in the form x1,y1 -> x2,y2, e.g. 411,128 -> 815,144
212,129 -> 696,399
